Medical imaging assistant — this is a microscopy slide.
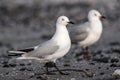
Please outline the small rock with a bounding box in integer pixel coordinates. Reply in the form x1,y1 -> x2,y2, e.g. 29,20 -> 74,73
89,62 -> 95,65
110,64 -> 117,67
8,63 -> 17,67
64,64 -> 70,67
98,67 -> 101,69
109,42 -> 120,46
3,64 -> 9,68
20,67 -> 26,71
19,63 -> 25,66
106,67 -> 109,70
110,58 -> 119,63
112,69 -> 120,78
111,47 -> 120,53
93,57 -> 109,63
100,72 -> 104,75
20,67 -> 33,71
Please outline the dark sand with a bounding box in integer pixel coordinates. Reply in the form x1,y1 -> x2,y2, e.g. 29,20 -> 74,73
0,0 -> 120,80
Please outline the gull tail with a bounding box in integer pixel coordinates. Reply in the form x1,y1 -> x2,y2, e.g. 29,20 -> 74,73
16,56 -> 49,63
8,50 -> 26,54
7,47 -> 35,55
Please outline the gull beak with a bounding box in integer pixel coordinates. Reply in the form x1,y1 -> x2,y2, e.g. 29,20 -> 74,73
101,16 -> 106,19
68,21 -> 74,24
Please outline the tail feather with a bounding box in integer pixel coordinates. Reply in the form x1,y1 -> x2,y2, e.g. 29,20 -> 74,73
8,50 -> 26,54
8,47 -> 35,54
16,57 -> 50,63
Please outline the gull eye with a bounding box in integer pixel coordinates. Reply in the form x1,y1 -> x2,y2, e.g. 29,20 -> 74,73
62,18 -> 65,21
94,14 -> 97,16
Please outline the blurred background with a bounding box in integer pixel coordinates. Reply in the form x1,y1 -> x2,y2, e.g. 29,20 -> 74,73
0,0 -> 120,56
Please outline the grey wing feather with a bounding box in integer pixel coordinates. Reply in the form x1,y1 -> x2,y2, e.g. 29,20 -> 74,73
70,22 -> 90,42
22,40 -> 59,58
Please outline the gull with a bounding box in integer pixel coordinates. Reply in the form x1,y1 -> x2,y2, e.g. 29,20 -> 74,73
8,16 -> 74,75
70,10 -> 106,60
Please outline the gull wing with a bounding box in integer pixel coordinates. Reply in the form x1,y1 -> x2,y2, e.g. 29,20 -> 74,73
70,22 -> 90,42
22,40 -> 59,58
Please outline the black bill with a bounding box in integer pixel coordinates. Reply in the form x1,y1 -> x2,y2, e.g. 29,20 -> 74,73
68,21 -> 74,24
101,16 -> 106,19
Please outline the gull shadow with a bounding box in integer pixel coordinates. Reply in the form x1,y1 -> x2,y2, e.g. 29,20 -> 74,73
33,68 -> 94,77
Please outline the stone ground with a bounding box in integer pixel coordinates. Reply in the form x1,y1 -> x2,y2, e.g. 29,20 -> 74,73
0,0 -> 120,80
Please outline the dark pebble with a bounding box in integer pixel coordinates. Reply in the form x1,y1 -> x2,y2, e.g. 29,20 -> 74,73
3,64 -> 9,68
110,58 -> 119,63
85,68 -> 90,71
111,48 -> 120,53
106,67 -> 109,70
19,63 -> 25,66
77,58 -> 82,62
64,64 -> 70,67
5,72 -> 9,75
98,67 -> 101,69
75,53 -> 81,58
20,67 -> 26,71
89,62 -> 95,65
110,64 -> 117,67
27,63 -> 32,66
109,42 -> 120,46
93,57 -> 109,63
100,72 -> 104,75
20,67 -> 33,71
0,42 -> 3,47
26,67 -> 33,71
9,63 -> 17,67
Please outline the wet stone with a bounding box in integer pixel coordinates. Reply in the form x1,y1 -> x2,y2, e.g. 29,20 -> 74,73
75,53 -> 82,58
3,64 -> 9,68
77,58 -> 82,62
109,42 -> 120,46
19,63 -> 25,66
98,67 -> 101,69
106,67 -> 109,70
20,67 -> 26,71
110,58 -> 119,63
93,57 -> 110,63
89,62 -> 95,65
5,72 -> 9,75
110,64 -> 118,67
19,67 -> 33,71
26,67 -> 33,71
111,47 -> 120,53
9,64 -> 16,67
100,72 -> 104,75
64,64 -> 70,67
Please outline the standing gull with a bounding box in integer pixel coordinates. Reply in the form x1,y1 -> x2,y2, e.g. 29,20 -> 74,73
8,16 -> 74,75
70,10 -> 106,60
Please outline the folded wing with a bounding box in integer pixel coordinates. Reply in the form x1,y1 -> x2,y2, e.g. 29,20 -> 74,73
70,22 -> 90,43
22,40 -> 59,58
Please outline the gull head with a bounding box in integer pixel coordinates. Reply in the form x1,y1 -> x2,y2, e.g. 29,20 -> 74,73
88,10 -> 106,21
57,16 -> 74,26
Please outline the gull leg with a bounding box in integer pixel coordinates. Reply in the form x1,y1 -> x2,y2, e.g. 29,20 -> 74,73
53,63 -> 69,75
44,62 -> 56,75
82,47 -> 91,60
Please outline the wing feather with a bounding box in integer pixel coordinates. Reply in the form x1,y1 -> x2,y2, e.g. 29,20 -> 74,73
22,40 -> 59,58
